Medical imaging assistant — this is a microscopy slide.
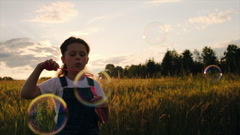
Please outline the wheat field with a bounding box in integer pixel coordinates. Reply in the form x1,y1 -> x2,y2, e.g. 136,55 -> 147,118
0,75 -> 239,135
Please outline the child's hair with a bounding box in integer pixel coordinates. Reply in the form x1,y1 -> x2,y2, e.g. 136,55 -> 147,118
58,36 -> 90,77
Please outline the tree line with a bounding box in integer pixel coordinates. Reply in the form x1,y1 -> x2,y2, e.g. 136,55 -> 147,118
1,44 -> 239,80
0,76 -> 14,81
101,44 -> 240,78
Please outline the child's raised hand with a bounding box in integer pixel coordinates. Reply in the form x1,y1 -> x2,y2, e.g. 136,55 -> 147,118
42,59 -> 59,71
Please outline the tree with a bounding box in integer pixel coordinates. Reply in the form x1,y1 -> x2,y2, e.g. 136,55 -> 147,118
146,58 -> 156,78
171,50 -> 180,75
223,44 -> 239,73
193,49 -> 202,63
114,66 -> 123,78
237,48 -> 240,73
0,76 -> 14,81
161,50 -> 173,76
201,46 -> 218,66
192,49 -> 204,74
161,49 -> 179,76
181,49 -> 194,75
128,65 -> 139,78
105,64 -> 115,76
104,64 -> 124,78
103,44 -> 239,78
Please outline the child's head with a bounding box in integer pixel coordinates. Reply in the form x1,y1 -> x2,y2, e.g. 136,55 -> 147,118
60,36 -> 90,56
59,36 -> 90,76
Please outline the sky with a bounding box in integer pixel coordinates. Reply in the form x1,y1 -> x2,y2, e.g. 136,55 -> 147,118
0,0 -> 239,80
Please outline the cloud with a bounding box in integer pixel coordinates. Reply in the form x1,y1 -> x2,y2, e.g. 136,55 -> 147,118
84,55 -> 128,75
68,27 -> 104,37
211,38 -> 240,49
69,31 -> 89,37
87,54 -> 142,74
0,38 -> 60,68
146,0 -> 182,4
188,9 -> 237,30
88,49 -> 166,69
175,9 -> 238,33
28,1 -> 77,23
89,56 -> 129,67
87,16 -> 108,24
103,56 -> 129,65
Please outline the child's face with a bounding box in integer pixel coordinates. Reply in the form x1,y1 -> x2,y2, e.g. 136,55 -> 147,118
61,43 -> 89,71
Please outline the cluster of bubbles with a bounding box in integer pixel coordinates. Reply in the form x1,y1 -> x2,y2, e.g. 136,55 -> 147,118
27,70 -> 111,134
203,65 -> 223,82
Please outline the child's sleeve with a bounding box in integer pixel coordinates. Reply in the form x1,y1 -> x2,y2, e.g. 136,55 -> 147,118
94,81 -> 107,99
37,78 -> 61,95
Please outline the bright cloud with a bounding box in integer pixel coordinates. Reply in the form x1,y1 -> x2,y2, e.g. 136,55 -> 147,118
67,16 -> 108,38
69,27 -> 104,37
69,31 -> 89,37
0,38 -> 59,68
211,38 -> 240,49
87,16 -> 108,24
28,1 -> 78,23
175,9 -> 238,32
188,9 -> 236,30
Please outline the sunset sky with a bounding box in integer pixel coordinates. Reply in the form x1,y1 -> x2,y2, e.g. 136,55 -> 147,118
0,0 -> 239,79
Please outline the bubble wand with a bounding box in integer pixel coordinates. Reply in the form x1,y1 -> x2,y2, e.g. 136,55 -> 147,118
91,86 -> 108,124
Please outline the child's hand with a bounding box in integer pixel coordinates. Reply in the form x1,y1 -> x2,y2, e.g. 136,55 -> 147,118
91,96 -> 108,109
91,96 -> 109,124
42,59 -> 59,71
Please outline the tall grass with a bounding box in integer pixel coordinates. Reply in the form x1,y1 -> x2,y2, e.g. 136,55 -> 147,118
0,75 -> 239,135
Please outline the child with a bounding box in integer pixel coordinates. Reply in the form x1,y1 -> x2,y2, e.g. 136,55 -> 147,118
21,36 -> 109,135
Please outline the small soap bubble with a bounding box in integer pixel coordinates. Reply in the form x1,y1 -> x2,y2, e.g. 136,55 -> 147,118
204,65 -> 223,82
73,70 -> 111,107
27,94 -> 68,135
143,22 -> 168,46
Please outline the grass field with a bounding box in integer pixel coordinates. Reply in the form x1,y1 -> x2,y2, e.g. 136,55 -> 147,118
0,74 -> 239,135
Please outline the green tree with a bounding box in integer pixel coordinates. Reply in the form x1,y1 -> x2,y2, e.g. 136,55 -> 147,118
128,65 -> 139,78
161,50 -> 179,76
201,46 -> 218,66
223,44 -> 239,73
161,50 -> 173,76
192,49 -> 204,74
1,76 -> 14,81
181,49 -> 194,75
146,58 -> 156,78
193,49 -> 202,63
105,64 -> 115,76
113,66 -> 123,78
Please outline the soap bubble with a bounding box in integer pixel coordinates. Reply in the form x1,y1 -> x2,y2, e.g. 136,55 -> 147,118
73,70 -> 111,107
204,65 -> 223,82
27,94 -> 68,135
143,21 -> 168,46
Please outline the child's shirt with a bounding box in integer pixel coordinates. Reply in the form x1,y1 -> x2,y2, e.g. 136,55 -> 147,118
37,76 -> 106,123
37,76 -> 106,98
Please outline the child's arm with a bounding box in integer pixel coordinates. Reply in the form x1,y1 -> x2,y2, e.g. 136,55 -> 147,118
20,62 -> 44,99
20,59 -> 59,99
